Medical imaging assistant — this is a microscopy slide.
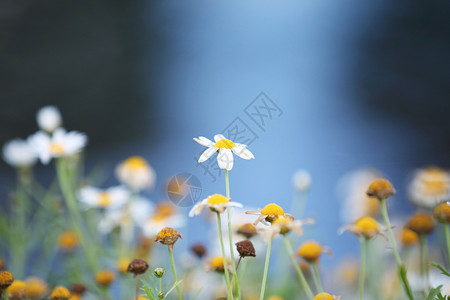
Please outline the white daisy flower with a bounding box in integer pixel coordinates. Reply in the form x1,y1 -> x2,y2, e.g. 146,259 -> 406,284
2,139 -> 37,168
36,105 -> 62,132
408,167 -> 450,208
260,216 -> 313,242
78,185 -> 130,209
193,134 -> 254,171
141,201 -> 186,237
189,194 -> 243,217
115,156 -> 156,191
27,128 -> 88,164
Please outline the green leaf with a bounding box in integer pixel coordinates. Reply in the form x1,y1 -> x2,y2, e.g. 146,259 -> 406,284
141,285 -> 155,300
165,280 -> 183,297
192,286 -> 203,300
426,284 -> 442,300
431,262 -> 450,277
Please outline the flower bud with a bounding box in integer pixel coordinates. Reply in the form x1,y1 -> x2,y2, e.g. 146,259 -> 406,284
127,258 -> 149,275
154,268 -> 165,278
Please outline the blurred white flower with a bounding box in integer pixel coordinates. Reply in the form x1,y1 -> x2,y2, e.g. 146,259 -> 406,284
336,167 -> 382,223
28,128 -> 88,164
194,134 -> 254,171
141,202 -> 186,237
408,167 -> 450,208
115,156 -> 156,191
292,169 -> 312,192
36,105 -> 62,132
2,139 -> 37,168
98,196 -> 154,234
189,194 -> 243,216
78,185 -> 130,209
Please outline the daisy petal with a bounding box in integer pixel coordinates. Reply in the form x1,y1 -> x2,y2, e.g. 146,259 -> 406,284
232,143 -> 255,160
214,134 -> 226,142
198,146 -> 217,163
217,148 -> 233,171
194,136 -> 214,147
228,202 -> 243,208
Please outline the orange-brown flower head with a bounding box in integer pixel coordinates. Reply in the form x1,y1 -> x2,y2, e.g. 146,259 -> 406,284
433,201 -> 450,223
49,286 -> 71,300
406,213 -> 435,235
70,283 -> 86,296
25,277 -> 48,299
235,240 -> 256,258
0,270 -> 14,289
127,258 -> 149,275
366,178 -> 396,201
6,280 -> 26,300
155,227 -> 182,250
236,223 -> 257,239
400,228 -> 419,247
297,241 -> 326,263
190,243 -> 207,259
58,230 -> 79,251
347,216 -> 380,239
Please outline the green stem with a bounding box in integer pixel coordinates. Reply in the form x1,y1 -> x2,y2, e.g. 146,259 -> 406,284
217,212 -> 234,300
136,273 -> 140,300
419,234 -> 430,292
55,158 -> 97,273
380,200 -> 414,300
311,262 -> 324,293
159,277 -> 162,293
359,237 -> 367,300
444,223 -> 450,268
225,170 -> 240,299
169,247 -> 183,300
3,288 -> 8,300
283,237 -> 314,298
259,239 -> 272,300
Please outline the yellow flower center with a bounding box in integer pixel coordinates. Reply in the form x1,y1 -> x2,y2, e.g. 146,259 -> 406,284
116,258 -> 130,273
25,277 -> 48,298
297,241 -> 323,262
6,280 -> 26,297
0,270 -> 14,286
211,256 -> 229,270
314,293 -> 334,300
155,203 -> 175,217
401,228 -> 419,246
214,139 -> 236,149
354,217 -> 379,234
95,270 -> 115,287
49,286 -> 71,300
98,192 -> 112,207
433,201 -> 450,223
123,156 -> 148,170
58,231 -> 79,250
421,168 -> 449,196
49,143 -> 65,155
207,194 -> 229,205
267,297 -> 284,300
261,203 -> 285,216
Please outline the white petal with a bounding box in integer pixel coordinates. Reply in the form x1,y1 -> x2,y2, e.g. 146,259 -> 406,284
193,136 -> 214,147
227,202 -> 243,208
217,148 -> 234,171
189,202 -> 204,217
232,144 -> 254,160
214,134 -> 226,142
198,146 -> 217,163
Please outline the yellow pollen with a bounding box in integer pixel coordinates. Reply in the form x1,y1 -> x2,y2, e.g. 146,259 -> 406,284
0,270 -> 14,288
25,277 -> 48,299
117,258 -> 131,273
58,230 -> 79,250
49,143 -> 65,155
261,203 -> 285,216
98,192 -> 112,207
207,194 -> 229,205
95,270 -> 115,287
272,216 -> 292,226
400,228 -> 419,246
314,293 -> 334,300
297,241 -> 323,262
211,256 -> 229,270
156,227 -> 180,240
123,156 -> 149,170
6,280 -> 26,297
214,139 -> 236,149
49,286 -> 71,300
354,217 -> 379,235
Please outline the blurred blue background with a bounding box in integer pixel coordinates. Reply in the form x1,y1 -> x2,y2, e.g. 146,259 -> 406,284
1,0 -> 449,270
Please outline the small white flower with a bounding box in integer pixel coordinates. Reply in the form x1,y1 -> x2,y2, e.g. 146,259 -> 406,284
78,185 -> 130,209
27,128 -> 88,164
36,105 -> 62,132
408,167 -> 450,208
2,139 -> 37,168
194,134 -> 254,171
115,156 -> 156,191
142,205 -> 186,238
189,194 -> 243,217
260,216 -> 313,242
292,169 -> 312,192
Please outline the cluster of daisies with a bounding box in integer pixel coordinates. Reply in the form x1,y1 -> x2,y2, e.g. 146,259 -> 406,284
1,106 -> 450,300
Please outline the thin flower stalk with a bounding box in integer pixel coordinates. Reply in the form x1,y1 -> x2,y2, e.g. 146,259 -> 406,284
311,262 -> 324,293
283,236 -> 314,298
3,289 -> 8,300
225,169 -> 240,299
380,200 -> 414,300
259,238 -> 272,300
445,223 -> 450,267
359,237 -> 367,300
216,212 -> 234,300
168,248 -> 183,300
419,234 -> 430,292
